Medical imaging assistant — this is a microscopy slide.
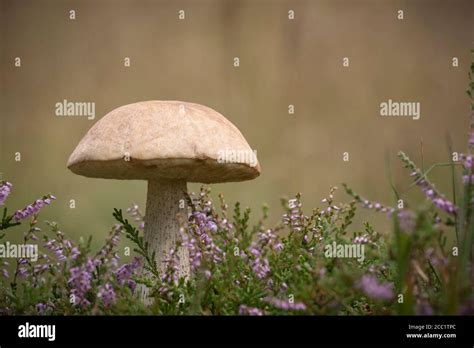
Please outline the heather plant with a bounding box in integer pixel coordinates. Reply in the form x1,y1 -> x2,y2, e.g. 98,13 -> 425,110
0,182 -> 146,315
0,180 -> 394,315
114,186 -> 393,315
0,153 -> 472,315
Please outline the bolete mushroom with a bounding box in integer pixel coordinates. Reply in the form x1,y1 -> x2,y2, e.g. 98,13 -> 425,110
67,101 -> 260,277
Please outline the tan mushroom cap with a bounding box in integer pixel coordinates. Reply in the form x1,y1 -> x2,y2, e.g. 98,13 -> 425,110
67,101 -> 261,183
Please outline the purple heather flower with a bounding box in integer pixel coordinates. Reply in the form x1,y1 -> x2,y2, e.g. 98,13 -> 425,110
463,155 -> 473,169
0,182 -> 12,206
111,255 -> 120,268
432,197 -> 456,214
33,264 -> 49,274
190,210 -> 219,240
54,249 -> 67,262
425,248 -> 447,267
1,268 -> 8,278
283,197 -> 304,232
199,232 -> 211,244
408,170 -> 458,215
160,249 -> 182,287
131,257 -> 140,269
463,175 -> 474,184
13,194 -> 56,222
249,245 -> 261,257
44,240 -> 56,251
264,296 -> 307,311
206,221 -> 218,233
239,305 -> 264,316
274,242 -> 284,251
397,210 -> 415,234
183,233 -> 204,271
416,302 -> 434,315
71,247 -> 80,260
469,132 -> 474,147
92,258 -> 102,268
114,257 -> 141,290
36,303 -> 47,315
111,234 -> 120,246
18,267 -> 29,278
386,208 -> 396,219
192,211 -> 207,224
255,229 -> 282,253
251,257 -> 270,279
68,261 -> 94,307
356,194 -> 395,219
18,258 -> 28,265
357,275 -> 394,301
98,283 -> 116,306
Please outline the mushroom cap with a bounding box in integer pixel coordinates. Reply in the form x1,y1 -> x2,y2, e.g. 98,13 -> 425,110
67,101 -> 261,183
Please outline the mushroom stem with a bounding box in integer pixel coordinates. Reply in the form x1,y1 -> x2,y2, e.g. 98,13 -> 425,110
144,178 -> 190,277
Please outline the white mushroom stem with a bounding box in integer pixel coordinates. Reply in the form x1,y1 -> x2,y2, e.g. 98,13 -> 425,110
144,179 -> 190,277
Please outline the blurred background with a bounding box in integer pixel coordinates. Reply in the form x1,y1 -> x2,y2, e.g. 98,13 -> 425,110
1,0 -> 473,249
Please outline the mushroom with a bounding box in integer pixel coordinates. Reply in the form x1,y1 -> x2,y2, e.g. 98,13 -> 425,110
67,101 -> 260,277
